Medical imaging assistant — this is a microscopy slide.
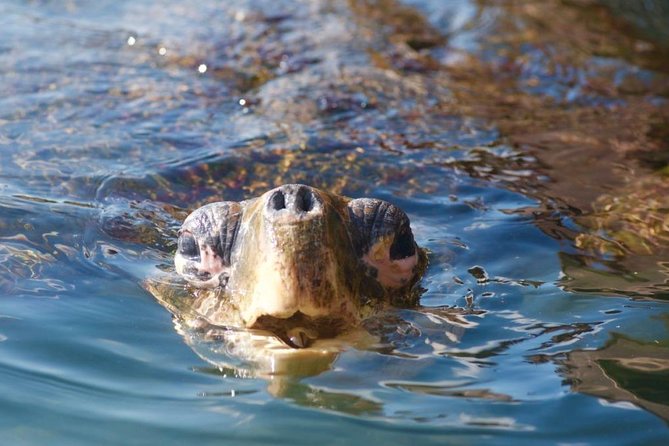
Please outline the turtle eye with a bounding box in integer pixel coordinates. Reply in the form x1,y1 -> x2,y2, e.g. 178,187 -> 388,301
389,225 -> 416,260
347,197 -> 419,288
347,198 -> 411,257
178,232 -> 199,259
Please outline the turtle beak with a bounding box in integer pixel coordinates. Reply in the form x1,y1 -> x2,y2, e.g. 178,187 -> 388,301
286,327 -> 318,348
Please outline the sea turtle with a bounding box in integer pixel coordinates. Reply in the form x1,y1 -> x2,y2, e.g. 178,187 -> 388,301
145,184 -> 427,357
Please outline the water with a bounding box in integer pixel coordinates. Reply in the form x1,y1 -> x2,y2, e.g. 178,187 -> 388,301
1,0 -> 669,444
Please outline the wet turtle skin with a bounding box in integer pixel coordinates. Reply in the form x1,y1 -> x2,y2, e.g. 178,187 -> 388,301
146,184 -> 427,349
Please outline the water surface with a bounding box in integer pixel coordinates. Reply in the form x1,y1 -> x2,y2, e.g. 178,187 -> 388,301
1,0 -> 669,444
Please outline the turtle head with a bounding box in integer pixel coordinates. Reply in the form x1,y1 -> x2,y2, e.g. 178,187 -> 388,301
174,184 -> 423,347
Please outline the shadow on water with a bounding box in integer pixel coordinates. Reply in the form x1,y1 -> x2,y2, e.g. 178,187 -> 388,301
1,0 -> 669,443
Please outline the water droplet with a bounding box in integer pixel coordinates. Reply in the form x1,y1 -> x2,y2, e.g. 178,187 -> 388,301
465,289 -> 474,307
158,47 -> 167,56
127,36 -> 136,46
198,64 -> 207,73
239,98 -> 247,106
468,265 -> 489,284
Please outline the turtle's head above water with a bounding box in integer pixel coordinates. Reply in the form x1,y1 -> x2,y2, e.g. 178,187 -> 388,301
174,184 -> 425,348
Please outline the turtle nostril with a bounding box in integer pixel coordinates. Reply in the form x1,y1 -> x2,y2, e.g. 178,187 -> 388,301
266,185 -> 322,219
294,187 -> 314,213
270,190 -> 286,211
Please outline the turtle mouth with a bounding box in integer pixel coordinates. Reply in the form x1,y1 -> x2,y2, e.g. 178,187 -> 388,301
180,269 -> 227,289
251,312 -> 346,349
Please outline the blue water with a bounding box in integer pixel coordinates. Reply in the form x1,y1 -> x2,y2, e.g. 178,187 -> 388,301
1,0 -> 669,444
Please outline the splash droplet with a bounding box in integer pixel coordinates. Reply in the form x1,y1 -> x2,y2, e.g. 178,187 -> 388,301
465,289 -> 475,307
127,36 -> 136,46
468,265 -> 489,284
198,64 -> 207,73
